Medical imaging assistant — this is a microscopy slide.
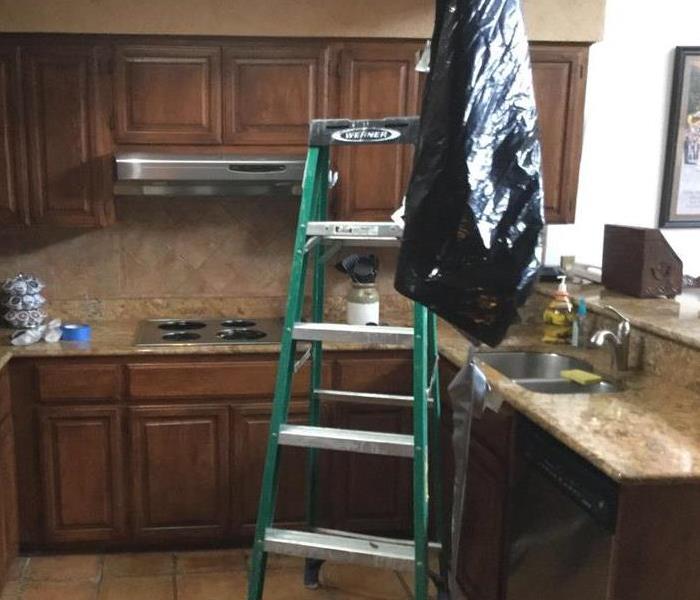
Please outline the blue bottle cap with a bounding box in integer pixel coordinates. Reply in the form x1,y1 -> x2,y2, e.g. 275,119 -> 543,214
577,298 -> 587,316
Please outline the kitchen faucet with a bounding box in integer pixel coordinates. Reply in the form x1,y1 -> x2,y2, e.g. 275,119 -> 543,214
590,305 -> 631,372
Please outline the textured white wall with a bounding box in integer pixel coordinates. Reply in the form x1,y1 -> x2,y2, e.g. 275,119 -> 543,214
545,0 -> 700,276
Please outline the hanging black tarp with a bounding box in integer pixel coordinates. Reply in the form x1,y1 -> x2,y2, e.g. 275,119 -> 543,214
394,0 -> 545,347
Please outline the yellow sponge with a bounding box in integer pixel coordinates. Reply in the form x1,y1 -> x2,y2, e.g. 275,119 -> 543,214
560,369 -> 603,385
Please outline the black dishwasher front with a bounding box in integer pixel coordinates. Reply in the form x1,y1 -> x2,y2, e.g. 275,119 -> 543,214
506,417 -> 618,600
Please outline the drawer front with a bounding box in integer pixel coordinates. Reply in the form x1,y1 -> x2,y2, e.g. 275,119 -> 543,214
37,364 -> 121,403
127,361 -> 330,400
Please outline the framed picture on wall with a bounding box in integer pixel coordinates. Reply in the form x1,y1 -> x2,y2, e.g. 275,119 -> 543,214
660,47 -> 700,228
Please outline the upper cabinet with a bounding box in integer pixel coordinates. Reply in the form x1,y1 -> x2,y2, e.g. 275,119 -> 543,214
23,44 -> 114,227
0,35 -> 589,228
0,46 -> 28,226
114,45 -> 222,144
223,42 -> 329,145
530,45 -> 588,224
333,42 -> 421,221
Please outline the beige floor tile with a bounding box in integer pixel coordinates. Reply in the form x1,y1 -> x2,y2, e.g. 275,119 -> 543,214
26,555 -> 101,582
177,572 -> 245,600
255,568 -> 359,600
5,558 -> 28,582
321,564 -> 410,599
0,580 -> 20,600
244,551 -> 305,570
102,553 -> 174,578
396,571 -> 438,600
176,550 -> 247,573
21,580 -> 98,600
97,575 -> 174,600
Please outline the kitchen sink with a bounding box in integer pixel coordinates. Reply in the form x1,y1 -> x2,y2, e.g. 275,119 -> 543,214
478,351 -> 592,381
477,351 -> 619,395
518,379 -> 622,394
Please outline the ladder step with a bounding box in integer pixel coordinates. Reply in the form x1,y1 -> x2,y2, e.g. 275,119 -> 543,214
278,425 -> 414,457
316,389 -> 433,407
293,322 -> 413,346
306,221 -> 402,246
264,528 -> 417,571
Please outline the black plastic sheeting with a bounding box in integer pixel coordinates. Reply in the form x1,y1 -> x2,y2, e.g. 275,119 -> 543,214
395,0 -> 545,347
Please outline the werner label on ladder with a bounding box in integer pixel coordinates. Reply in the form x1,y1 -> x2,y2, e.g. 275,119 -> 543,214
246,116 -> 448,600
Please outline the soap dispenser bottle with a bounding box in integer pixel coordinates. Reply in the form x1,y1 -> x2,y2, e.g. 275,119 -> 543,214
542,275 -> 574,344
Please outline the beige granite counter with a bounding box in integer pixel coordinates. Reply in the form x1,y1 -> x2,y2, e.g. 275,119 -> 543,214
438,323 -> 700,484
0,350 -> 11,371
2,319 -> 700,484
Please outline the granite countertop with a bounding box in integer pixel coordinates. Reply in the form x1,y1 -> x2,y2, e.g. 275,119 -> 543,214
537,282 -> 700,350
439,324 -> 700,484
2,319 -> 700,484
0,350 -> 11,371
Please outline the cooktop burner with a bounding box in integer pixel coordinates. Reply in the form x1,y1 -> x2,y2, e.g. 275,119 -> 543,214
135,317 -> 282,347
162,331 -> 202,341
221,319 -> 256,328
217,329 -> 267,341
158,320 -> 207,331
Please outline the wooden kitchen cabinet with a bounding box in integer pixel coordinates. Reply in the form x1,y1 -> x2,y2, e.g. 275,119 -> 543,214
530,44 -> 588,224
114,44 -> 222,144
456,437 -> 509,600
330,41 -> 589,224
333,42 -> 422,221
328,355 -> 413,533
439,362 -> 515,600
129,404 -> 230,543
23,43 -> 114,227
38,405 -> 126,544
223,42 -> 329,145
0,45 -> 28,226
0,370 -> 18,589
233,401 -> 332,536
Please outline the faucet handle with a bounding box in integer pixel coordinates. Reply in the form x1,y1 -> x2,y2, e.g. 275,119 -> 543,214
602,305 -> 631,337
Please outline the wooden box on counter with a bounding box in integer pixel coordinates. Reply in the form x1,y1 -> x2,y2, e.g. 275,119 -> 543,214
602,225 -> 683,298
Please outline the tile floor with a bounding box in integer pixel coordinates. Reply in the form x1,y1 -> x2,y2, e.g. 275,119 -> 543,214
0,550 -> 434,599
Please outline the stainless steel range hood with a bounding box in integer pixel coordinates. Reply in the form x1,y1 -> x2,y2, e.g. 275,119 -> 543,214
114,153 -> 305,197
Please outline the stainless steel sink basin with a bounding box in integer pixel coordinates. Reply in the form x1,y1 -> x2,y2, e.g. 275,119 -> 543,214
478,351 -> 592,381
519,379 -> 622,394
476,351 -> 619,395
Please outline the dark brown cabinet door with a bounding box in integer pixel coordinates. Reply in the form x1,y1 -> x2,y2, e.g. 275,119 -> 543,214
23,44 -> 112,227
0,46 -> 28,226
129,405 -> 230,542
531,44 -> 588,224
232,401 -> 326,536
331,404 -> 412,533
329,355 -> 413,533
38,406 -> 126,544
455,438 -> 509,600
0,414 -> 18,584
334,42 -> 421,220
223,42 -> 329,145
114,45 -> 222,144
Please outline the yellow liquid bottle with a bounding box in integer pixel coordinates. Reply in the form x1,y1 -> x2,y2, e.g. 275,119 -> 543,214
542,275 -> 574,344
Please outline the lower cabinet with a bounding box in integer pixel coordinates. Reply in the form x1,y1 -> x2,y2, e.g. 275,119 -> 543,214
38,406 -> 126,544
129,405 -> 230,543
17,352 -> 427,550
232,401 -> 327,536
0,413 -> 19,587
331,404 -> 412,534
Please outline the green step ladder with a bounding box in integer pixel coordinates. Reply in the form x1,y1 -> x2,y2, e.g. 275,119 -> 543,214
246,116 -> 449,600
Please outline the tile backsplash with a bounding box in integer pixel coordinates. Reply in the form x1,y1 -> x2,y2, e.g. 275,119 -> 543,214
0,197 -> 401,312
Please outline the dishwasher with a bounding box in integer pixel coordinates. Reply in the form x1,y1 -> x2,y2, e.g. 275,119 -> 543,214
506,417 -> 618,600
